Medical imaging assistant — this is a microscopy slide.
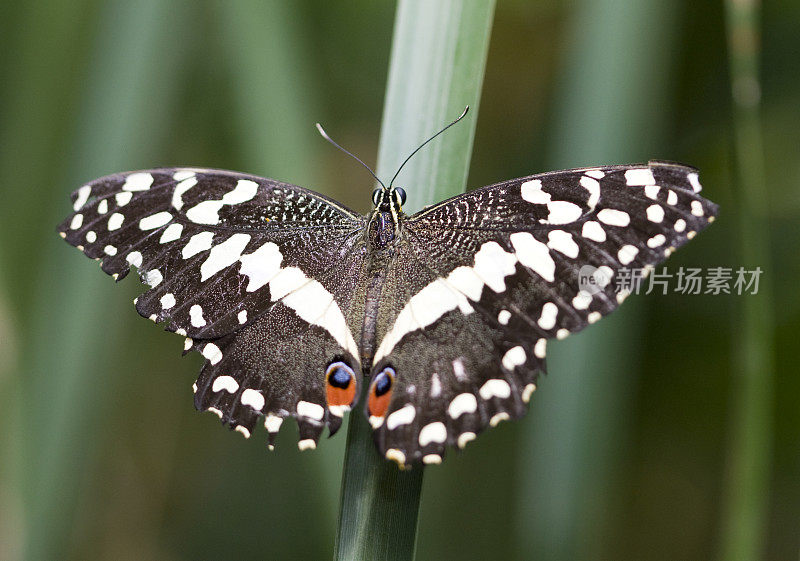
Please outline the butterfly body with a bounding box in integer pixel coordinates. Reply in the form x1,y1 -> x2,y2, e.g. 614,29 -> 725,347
59,162 -> 717,466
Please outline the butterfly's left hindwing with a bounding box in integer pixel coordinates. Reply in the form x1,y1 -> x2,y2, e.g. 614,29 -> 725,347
59,168 -> 367,448
367,162 -> 718,465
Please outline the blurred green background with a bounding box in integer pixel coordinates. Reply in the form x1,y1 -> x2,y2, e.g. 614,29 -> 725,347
0,1 -> 797,560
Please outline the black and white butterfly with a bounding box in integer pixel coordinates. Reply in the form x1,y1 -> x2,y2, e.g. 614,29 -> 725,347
58,129 -> 717,467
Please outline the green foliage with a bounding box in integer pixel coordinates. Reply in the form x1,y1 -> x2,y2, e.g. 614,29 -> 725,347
0,1 -> 796,560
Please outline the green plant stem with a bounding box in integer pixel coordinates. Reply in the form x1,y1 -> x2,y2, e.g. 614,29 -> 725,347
719,1 -> 774,560
334,2 -> 495,560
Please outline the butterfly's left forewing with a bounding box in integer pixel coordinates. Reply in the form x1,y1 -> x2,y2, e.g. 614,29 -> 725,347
368,162 -> 718,465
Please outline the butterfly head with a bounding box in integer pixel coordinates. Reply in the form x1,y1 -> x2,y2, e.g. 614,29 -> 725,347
371,186 -> 406,213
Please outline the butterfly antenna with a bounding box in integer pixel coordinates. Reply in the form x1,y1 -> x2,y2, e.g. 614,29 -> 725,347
388,105 -> 470,189
316,123 -> 386,190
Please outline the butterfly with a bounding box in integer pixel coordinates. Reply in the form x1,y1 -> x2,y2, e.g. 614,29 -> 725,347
57,118 -> 718,467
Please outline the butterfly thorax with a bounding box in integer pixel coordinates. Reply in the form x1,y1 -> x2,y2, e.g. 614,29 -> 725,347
358,187 -> 408,367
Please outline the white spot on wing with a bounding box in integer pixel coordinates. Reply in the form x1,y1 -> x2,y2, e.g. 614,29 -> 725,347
107,212 -> 124,231
618,245 -> 639,265
182,231 -> 214,259
448,393 -> 478,418
298,439 -> 316,451
582,221 -> 606,242
418,422 -> 447,446
446,266 -> 484,301
126,251 -> 143,268
160,293 -> 176,309
472,241 -> 517,292
572,290 -> 592,310
480,379 -> 512,400
70,214 -> 83,230
73,185 -> 91,211
546,201 -> 583,224
386,449 -> 406,465
497,309 -> 511,325
579,175 -> 600,209
202,343 -> 222,365
212,375 -> 238,393
490,412 -> 510,426
510,232 -> 554,282
458,432 -> 476,448
646,204 -> 665,223
171,176 -> 198,210
297,400 -> 324,421
159,223 -> 183,244
139,212 -> 172,230
96,199 -> 108,215
241,389 -> 265,411
144,269 -> 162,287
667,190 -> 678,205
200,233 -> 251,281
115,192 -> 133,206
625,168 -> 655,186
190,304 -> 206,327
386,404 -> 416,430
687,172 -> 701,192
185,179 -> 258,225
547,230 -> 579,258
239,241 -> 283,292
264,415 -> 283,432
501,346 -> 526,370
430,373 -> 442,397
597,209 -> 630,227
520,179 -> 550,204
123,172 -> 153,191
534,338 -> 547,359
522,383 -> 537,403
452,358 -> 467,381
674,219 -> 687,232
237,310 -> 248,324
538,302 -> 558,330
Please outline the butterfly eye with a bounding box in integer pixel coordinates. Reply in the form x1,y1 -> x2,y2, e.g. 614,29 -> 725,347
394,187 -> 407,206
372,189 -> 382,206
368,366 -> 396,419
325,361 -> 357,411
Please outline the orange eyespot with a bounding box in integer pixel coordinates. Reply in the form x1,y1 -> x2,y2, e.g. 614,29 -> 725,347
368,366 -> 396,419
325,361 -> 356,409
